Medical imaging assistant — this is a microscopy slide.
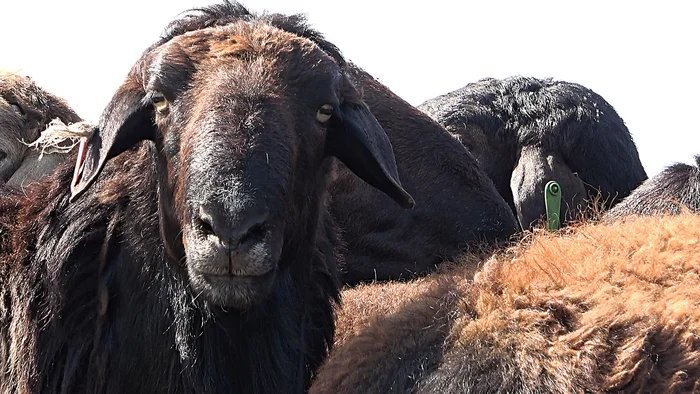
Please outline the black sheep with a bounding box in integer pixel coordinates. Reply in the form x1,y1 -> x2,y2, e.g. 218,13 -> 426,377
419,76 -> 647,229
604,155 -> 700,220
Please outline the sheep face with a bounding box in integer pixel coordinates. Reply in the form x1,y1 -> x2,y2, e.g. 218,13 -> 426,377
70,22 -> 412,309
510,145 -> 588,228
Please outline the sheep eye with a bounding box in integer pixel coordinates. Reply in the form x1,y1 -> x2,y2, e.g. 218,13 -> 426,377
0,150 -> 6,161
152,93 -> 169,114
316,104 -> 333,123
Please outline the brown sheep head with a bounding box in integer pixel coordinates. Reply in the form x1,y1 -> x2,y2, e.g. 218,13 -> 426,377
70,19 -> 414,309
0,72 -> 81,182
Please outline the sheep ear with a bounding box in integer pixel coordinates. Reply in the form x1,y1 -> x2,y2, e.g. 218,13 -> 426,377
326,102 -> 415,209
70,80 -> 154,202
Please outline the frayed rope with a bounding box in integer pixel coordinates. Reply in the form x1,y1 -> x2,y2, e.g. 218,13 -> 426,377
23,118 -> 95,159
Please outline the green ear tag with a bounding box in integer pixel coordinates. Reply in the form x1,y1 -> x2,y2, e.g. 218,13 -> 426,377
545,180 -> 562,231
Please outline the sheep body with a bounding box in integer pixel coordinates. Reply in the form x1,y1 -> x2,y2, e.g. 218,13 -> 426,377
604,155 -> 700,221
312,214 -> 700,393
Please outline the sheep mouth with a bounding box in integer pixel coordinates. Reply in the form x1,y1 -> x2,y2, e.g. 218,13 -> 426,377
188,267 -> 278,308
198,270 -> 276,282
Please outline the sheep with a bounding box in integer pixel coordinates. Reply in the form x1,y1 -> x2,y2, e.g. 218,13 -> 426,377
311,214 -> 700,393
0,2 -> 415,393
604,155 -> 700,221
419,76 -> 647,230
0,72 -> 82,187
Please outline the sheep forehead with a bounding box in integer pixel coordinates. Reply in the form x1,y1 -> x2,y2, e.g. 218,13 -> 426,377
0,84 -> 21,118
0,75 -> 18,99
0,97 -> 24,141
0,74 -> 37,109
169,23 -> 327,69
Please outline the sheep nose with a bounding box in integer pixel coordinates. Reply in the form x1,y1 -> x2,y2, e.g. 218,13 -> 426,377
197,205 -> 269,250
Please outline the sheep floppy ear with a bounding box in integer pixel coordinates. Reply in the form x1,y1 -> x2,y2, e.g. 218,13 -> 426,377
70,79 -> 155,201
325,102 -> 415,209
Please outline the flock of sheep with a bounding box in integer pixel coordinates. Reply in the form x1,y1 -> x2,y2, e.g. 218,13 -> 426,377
1,1 -> 698,393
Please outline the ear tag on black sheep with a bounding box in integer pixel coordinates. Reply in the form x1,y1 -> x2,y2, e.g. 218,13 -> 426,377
545,180 -> 562,231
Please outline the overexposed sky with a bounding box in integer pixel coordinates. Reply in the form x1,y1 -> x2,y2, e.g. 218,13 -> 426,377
3,0 -> 698,176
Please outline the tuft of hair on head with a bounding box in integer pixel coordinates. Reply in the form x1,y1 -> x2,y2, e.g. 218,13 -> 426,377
23,118 -> 96,159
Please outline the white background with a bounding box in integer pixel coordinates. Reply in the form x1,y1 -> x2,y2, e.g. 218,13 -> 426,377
3,0 -> 698,176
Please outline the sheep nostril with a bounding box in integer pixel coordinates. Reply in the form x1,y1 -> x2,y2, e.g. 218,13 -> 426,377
200,220 -> 215,236
197,207 -> 216,236
238,221 -> 267,248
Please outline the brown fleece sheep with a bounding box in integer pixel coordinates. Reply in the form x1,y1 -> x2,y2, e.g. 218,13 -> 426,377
312,214 -> 700,393
0,72 -> 81,187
